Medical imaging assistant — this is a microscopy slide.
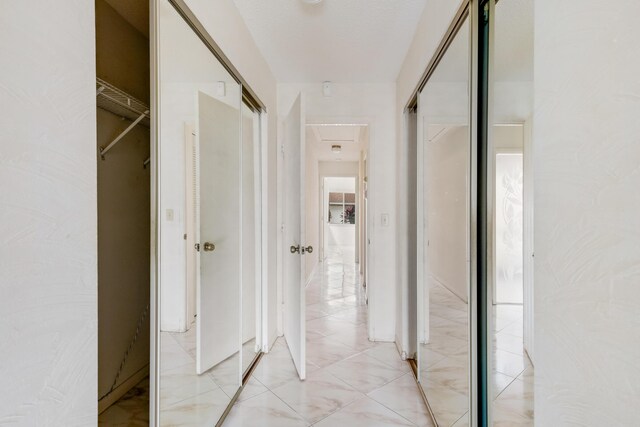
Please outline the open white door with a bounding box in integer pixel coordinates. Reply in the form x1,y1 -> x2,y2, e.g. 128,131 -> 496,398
195,91 -> 241,375
283,93 -> 306,380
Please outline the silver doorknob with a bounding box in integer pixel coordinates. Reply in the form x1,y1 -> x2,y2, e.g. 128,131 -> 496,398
301,246 -> 313,254
290,245 -> 300,254
203,242 -> 216,252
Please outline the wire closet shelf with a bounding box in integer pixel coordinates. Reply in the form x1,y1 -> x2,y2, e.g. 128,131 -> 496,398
96,77 -> 150,161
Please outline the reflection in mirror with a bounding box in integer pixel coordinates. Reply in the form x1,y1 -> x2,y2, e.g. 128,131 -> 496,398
241,102 -> 262,376
417,17 -> 470,426
490,0 -> 534,424
158,0 -> 242,424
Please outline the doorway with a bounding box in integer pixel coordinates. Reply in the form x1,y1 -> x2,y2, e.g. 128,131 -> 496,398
95,0 -> 151,422
323,177 -> 357,265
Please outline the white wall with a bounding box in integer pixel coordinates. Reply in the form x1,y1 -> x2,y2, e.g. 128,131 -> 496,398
394,0 -> 465,355
534,1 -> 640,424
279,83 -> 397,341
425,126 -> 469,302
184,1 -> 279,348
0,1 -> 97,424
158,0 -> 243,332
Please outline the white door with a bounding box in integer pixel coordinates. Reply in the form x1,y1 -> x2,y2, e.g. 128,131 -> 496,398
283,93 -> 306,380
195,91 -> 241,375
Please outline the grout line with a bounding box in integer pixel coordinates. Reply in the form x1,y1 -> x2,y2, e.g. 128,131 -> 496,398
367,387 -> 424,427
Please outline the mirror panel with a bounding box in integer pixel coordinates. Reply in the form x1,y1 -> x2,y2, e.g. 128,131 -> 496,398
158,0 -> 241,424
489,0 -> 534,424
241,102 -> 262,375
417,17 -> 470,427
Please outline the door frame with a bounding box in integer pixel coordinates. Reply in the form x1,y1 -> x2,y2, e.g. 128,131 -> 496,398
487,121 -> 533,362
277,115 -> 375,340
320,175 -> 359,265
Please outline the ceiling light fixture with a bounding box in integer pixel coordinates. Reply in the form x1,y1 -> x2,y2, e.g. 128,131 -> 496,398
331,144 -> 342,153
301,0 -> 322,4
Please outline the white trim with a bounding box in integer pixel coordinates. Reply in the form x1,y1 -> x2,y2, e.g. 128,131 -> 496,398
307,115 -> 376,340
260,112 -> 270,352
522,117 -> 534,364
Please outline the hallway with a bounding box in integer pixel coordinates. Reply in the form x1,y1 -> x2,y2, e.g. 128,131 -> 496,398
225,248 -> 433,426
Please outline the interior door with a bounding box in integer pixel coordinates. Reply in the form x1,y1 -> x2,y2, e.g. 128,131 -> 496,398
283,93 -> 306,380
195,90 -> 241,375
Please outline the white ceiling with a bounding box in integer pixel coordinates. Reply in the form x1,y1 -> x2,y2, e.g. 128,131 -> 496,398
307,124 -> 367,162
232,0 -> 427,83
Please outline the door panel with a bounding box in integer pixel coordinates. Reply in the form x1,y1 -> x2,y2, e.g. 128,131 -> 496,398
196,91 -> 241,375
283,94 -> 306,380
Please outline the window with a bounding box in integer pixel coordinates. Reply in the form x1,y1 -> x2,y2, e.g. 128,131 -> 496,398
328,192 -> 356,224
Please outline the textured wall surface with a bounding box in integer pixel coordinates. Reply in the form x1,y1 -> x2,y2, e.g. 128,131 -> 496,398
534,1 -> 640,424
0,1 -> 97,425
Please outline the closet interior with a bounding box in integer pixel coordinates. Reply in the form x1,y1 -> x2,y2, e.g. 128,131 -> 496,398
96,0 -> 151,421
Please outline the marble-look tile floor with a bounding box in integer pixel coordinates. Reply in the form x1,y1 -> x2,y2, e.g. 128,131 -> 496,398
225,246 -> 433,426
419,282 -> 534,426
100,324 -> 261,425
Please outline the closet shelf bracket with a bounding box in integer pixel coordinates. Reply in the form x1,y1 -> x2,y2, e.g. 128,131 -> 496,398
100,110 -> 149,158
96,77 -> 150,159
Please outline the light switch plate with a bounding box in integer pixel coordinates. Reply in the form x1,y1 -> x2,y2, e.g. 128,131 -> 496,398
381,213 -> 389,227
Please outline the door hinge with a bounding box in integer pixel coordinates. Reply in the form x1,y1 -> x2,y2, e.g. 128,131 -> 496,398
281,223 -> 285,232
281,144 -> 285,155
183,233 -> 187,240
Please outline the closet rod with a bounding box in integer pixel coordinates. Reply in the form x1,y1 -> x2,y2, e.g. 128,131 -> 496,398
100,110 -> 149,158
143,157 -> 150,168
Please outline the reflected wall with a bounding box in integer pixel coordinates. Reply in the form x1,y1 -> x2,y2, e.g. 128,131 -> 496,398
489,0 -> 534,425
156,1 -> 258,424
417,17 -> 471,427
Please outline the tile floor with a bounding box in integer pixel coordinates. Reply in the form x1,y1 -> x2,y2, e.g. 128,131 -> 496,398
100,324 -> 259,426
98,247 -> 533,426
418,281 -> 534,426
224,246 -> 433,426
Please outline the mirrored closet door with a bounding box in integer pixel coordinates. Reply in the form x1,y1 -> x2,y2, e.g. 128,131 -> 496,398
241,102 -> 263,377
416,16 -> 471,427
488,0 -> 534,424
155,0 -> 262,424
